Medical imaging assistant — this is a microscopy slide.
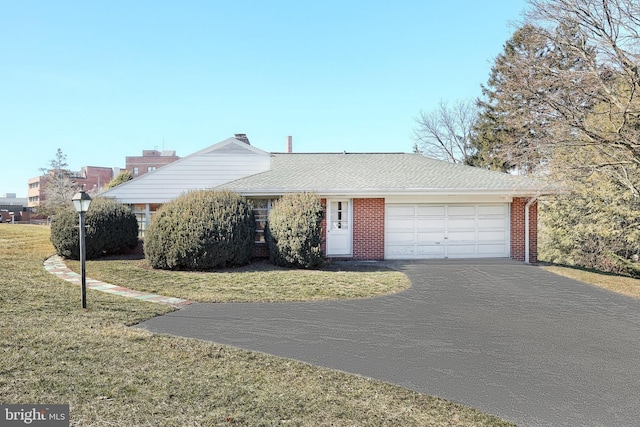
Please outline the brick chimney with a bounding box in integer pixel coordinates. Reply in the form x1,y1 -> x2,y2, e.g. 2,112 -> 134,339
286,135 -> 293,153
234,133 -> 251,145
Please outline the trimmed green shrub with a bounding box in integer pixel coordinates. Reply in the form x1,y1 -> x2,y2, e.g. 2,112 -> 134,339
50,197 -> 139,260
144,190 -> 255,270
267,192 -> 324,268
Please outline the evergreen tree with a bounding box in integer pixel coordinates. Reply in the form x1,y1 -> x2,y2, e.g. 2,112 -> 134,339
520,0 -> 640,273
473,0 -> 640,274
470,24 -> 577,174
540,153 -> 640,276
104,170 -> 133,189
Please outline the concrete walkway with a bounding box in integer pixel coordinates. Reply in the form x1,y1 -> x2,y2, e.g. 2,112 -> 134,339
136,259 -> 640,427
44,255 -> 192,307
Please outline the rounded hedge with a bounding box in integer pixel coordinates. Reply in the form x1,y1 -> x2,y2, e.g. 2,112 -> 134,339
266,192 -> 324,268
144,190 -> 255,270
50,197 -> 139,260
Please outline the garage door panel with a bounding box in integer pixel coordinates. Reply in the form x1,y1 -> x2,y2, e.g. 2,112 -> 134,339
387,205 -> 416,216
386,232 -> 416,243
478,217 -> 507,228
386,218 -> 416,231
416,205 -> 445,216
446,245 -> 477,256
416,245 -> 446,256
416,232 -> 445,242
386,245 -> 416,257
478,230 -> 508,241
478,205 -> 508,215
478,244 -> 509,256
385,203 -> 510,259
447,206 -> 476,216
416,218 -> 446,229
447,218 -> 476,230
448,231 -> 477,242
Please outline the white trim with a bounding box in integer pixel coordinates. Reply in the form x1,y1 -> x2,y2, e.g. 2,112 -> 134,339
525,197 -> 538,264
144,203 -> 150,230
384,195 -> 512,204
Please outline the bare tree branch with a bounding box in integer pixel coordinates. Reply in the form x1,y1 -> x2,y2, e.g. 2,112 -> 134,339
413,100 -> 478,164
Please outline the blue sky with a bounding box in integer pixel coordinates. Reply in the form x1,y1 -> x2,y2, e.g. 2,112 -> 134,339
1,1 -> 527,197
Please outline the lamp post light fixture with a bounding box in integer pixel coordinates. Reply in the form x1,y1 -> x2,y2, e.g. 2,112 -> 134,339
72,189 -> 92,309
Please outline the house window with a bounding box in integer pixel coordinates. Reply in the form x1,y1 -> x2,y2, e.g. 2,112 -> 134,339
133,167 -> 139,175
132,203 -> 161,238
147,166 -> 156,172
330,201 -> 348,229
251,199 -> 272,243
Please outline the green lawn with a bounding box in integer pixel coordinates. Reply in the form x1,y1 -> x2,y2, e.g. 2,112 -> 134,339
0,224 -> 513,426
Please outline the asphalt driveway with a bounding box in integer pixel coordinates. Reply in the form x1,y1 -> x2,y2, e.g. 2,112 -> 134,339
136,259 -> 640,426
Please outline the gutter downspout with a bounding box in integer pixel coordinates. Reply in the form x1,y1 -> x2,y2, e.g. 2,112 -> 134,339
525,196 -> 538,264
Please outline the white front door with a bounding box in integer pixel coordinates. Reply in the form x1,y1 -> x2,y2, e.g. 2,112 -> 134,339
326,199 -> 352,256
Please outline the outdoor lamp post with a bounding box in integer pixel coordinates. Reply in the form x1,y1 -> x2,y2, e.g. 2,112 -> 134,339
72,189 -> 92,309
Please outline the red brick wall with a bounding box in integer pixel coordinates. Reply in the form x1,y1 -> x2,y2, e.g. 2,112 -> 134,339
352,198 -> 385,260
79,166 -> 114,193
126,152 -> 180,177
510,197 -> 538,263
252,244 -> 269,258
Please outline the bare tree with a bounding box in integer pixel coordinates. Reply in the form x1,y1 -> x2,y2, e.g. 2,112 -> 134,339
38,149 -> 78,216
523,0 -> 640,177
41,175 -> 78,214
413,100 -> 478,164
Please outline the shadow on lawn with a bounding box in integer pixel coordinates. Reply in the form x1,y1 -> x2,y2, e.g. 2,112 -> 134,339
91,251 -> 395,274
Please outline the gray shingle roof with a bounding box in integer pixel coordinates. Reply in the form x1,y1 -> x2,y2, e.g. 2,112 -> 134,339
217,153 -> 550,196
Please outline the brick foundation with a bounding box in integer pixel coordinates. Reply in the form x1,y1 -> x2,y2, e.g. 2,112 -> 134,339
252,244 -> 270,259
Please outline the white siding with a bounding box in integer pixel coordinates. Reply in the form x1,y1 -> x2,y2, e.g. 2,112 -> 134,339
101,138 -> 271,204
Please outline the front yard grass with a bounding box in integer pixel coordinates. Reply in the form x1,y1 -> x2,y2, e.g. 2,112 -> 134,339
65,254 -> 410,303
0,224 -> 513,426
542,264 -> 640,299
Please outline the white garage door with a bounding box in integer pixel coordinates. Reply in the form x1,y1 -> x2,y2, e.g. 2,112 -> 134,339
385,204 -> 510,259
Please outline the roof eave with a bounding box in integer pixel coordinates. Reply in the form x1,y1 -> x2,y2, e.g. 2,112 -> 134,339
233,187 -> 552,198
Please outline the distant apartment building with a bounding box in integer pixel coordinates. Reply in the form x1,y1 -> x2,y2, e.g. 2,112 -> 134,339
28,166 -> 117,208
27,176 -> 46,207
126,150 -> 179,177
